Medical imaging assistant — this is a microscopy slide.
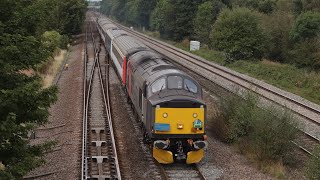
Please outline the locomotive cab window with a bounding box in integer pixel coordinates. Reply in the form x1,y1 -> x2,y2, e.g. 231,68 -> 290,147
184,79 -> 198,93
151,78 -> 166,93
168,76 -> 183,89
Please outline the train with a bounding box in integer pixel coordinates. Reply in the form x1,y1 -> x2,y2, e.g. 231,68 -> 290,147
97,17 -> 207,164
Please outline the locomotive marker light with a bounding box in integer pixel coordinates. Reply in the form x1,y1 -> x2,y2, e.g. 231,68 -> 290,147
163,113 -> 168,118
193,113 -> 198,118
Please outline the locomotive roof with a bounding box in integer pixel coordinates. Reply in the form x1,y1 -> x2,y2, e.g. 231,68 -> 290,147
101,24 -> 118,32
113,35 -> 148,56
97,18 -> 112,24
129,51 -> 191,83
108,29 -> 127,38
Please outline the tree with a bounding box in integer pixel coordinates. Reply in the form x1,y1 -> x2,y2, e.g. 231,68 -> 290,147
290,11 -> 320,43
210,7 -> 266,61
233,0 -> 277,14
150,0 -> 175,38
101,0 -> 113,16
194,0 -> 226,44
261,10 -> 294,62
0,0 -> 86,178
171,0 -> 203,41
288,37 -> 320,69
293,0 -> 320,15
0,33 -> 58,179
288,11 -> 320,69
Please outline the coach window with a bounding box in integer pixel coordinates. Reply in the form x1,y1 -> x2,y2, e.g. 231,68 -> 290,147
184,79 -> 198,93
151,78 -> 166,93
168,76 -> 182,89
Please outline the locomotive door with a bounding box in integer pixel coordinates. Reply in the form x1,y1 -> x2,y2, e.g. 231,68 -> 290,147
141,85 -> 147,125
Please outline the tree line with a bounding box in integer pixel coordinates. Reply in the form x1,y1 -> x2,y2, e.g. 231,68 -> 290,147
101,0 -> 320,70
0,0 -> 86,179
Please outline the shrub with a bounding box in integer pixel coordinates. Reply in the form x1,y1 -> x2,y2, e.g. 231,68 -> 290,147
41,31 -> 62,53
249,106 -> 298,162
210,7 -> 266,62
306,145 -> 320,179
290,11 -> 320,43
288,37 -> 320,70
213,92 -> 258,142
213,92 -> 298,162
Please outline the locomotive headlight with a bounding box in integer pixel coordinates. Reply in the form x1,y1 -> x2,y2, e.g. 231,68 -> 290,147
163,113 -> 168,118
193,113 -> 198,118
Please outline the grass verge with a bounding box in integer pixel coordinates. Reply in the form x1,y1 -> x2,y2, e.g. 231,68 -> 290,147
38,49 -> 67,88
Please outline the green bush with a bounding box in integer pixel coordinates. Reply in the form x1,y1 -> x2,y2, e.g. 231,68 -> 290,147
288,37 -> 320,70
41,31 -> 62,53
250,106 -> 298,162
59,35 -> 69,49
210,7 -> 266,62
213,92 -> 298,162
306,145 -> 320,179
216,93 -> 258,142
290,11 -> 320,43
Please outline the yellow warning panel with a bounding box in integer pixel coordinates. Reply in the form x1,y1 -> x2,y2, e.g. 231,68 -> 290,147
155,107 -> 205,134
153,148 -> 174,164
186,149 -> 204,164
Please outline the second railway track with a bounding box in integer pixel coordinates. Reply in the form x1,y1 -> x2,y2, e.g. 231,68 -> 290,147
81,19 -> 121,180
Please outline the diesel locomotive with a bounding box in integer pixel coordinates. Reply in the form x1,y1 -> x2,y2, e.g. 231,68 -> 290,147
97,17 -> 207,164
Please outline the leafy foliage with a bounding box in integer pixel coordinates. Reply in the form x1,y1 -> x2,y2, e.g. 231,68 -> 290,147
150,0 -> 175,38
170,0 -> 203,41
306,145 -> 320,179
214,92 -> 298,162
210,7 -> 266,61
261,10 -> 294,62
288,11 -> 320,69
100,0 -> 320,69
290,11 -> 320,43
249,107 -> 298,161
194,0 -> 226,44
0,0 -> 86,178
233,0 -> 278,14
288,37 -> 320,69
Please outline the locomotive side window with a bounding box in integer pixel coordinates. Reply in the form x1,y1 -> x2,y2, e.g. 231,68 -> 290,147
184,79 -> 198,93
151,78 -> 166,93
168,76 -> 182,89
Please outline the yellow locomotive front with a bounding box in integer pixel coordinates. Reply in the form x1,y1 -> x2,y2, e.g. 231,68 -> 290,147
151,103 -> 207,164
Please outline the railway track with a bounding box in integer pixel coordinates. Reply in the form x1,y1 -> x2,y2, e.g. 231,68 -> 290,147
81,20 -> 121,180
159,163 -> 205,180
106,18 -> 320,155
